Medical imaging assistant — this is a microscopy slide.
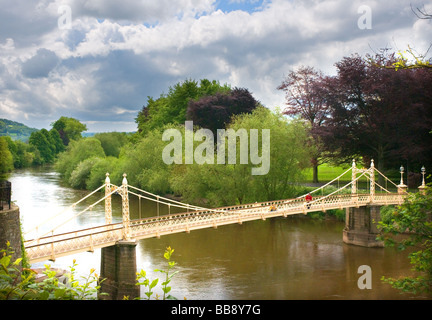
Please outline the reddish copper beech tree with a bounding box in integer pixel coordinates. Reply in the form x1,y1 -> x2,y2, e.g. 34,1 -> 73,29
277,66 -> 330,183
279,53 -> 432,181
316,54 -> 432,175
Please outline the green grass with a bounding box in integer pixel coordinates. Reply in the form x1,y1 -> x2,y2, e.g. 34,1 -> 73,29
301,163 -> 400,193
302,163 -> 351,183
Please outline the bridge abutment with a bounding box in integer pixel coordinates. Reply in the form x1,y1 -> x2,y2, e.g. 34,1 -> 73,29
343,205 -> 384,247
99,240 -> 140,300
0,204 -> 22,263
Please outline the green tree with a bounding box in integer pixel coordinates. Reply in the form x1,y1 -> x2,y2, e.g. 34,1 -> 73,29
49,129 -> 65,154
136,79 -> 230,135
4,137 -> 34,169
0,120 -> 6,134
55,138 -> 105,183
87,157 -> 120,190
29,130 -> 55,164
378,187 -> 432,295
116,126 -> 175,194
230,107 -> 311,201
170,107 -> 312,206
94,132 -> 129,157
0,241 -> 103,300
0,137 -> 14,174
52,117 -> 87,146
68,157 -> 101,189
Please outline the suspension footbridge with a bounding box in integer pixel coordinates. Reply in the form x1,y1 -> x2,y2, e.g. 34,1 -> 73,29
23,160 -> 408,264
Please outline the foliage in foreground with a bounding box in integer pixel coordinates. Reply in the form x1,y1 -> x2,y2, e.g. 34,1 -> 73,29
1,242 -> 179,300
378,185 -> 432,295
1,241 -> 102,300
135,246 -> 178,300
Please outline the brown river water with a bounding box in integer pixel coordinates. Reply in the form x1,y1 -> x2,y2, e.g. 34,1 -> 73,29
8,166 -> 432,300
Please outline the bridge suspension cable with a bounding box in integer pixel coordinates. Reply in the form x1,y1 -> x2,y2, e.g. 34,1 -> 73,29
24,184 -> 122,244
127,184 -> 209,212
23,184 -> 106,238
308,169 -> 370,206
296,166 -> 353,199
24,161 -> 405,247
374,167 -> 407,193
127,184 -> 249,216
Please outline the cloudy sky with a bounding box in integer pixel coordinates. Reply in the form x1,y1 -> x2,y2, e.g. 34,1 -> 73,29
0,0 -> 431,132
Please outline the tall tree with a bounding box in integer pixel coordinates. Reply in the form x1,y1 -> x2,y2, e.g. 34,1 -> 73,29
186,87 -> 260,135
277,66 -> 329,183
136,79 -> 231,135
0,137 -> 14,174
317,53 -> 432,173
49,129 -> 65,154
51,116 -> 87,146
29,129 -> 55,164
170,107 -> 312,206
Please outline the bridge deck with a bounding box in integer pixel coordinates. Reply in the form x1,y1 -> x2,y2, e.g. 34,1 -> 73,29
24,193 -> 404,263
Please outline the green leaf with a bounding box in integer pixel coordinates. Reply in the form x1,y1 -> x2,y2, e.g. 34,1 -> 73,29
149,279 -> 159,290
168,271 -> 179,280
0,256 -> 11,268
54,288 -> 66,299
138,269 -> 146,277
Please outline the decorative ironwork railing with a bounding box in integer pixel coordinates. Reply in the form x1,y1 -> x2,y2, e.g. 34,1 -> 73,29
24,160 -> 412,263
24,192 -> 405,263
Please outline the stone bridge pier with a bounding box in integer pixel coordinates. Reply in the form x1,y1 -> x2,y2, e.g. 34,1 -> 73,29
99,240 -> 140,300
0,204 -> 22,263
99,174 -> 140,300
343,205 -> 383,247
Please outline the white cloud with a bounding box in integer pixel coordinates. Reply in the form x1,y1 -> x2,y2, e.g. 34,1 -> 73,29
0,0 -> 430,131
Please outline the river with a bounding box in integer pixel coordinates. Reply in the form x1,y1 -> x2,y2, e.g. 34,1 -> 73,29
8,166 -> 431,300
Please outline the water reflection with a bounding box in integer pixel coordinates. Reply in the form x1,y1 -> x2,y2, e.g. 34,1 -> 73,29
8,166 -> 431,300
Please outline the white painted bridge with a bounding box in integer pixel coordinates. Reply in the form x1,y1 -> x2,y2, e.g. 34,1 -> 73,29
24,160 -> 408,263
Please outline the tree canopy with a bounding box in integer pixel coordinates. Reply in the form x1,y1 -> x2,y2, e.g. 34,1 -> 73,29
186,87 -> 260,135
284,53 -> 432,174
170,107 -> 312,206
52,116 -> 87,146
278,66 -> 329,183
135,79 -> 231,135
0,137 -> 14,175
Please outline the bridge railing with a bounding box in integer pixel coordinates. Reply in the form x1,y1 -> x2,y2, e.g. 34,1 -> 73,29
24,161 -> 411,263
24,223 -> 123,246
24,192 -> 406,263
25,226 -> 124,263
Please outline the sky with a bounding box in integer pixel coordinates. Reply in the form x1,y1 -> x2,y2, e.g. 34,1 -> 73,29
0,0 -> 431,132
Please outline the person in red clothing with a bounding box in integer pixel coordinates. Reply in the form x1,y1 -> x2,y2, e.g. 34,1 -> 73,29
305,193 -> 312,209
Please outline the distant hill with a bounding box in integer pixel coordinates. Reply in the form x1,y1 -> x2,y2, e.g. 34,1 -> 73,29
82,132 -> 96,138
0,118 -> 38,142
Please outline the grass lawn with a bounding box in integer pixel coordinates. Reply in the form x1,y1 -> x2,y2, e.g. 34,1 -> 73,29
302,163 -> 351,183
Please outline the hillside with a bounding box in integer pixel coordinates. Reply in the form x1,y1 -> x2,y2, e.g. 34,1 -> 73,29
0,118 -> 38,142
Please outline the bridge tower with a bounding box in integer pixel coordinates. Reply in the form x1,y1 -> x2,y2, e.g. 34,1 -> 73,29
343,160 -> 383,247
105,173 -> 112,225
99,173 -> 140,300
